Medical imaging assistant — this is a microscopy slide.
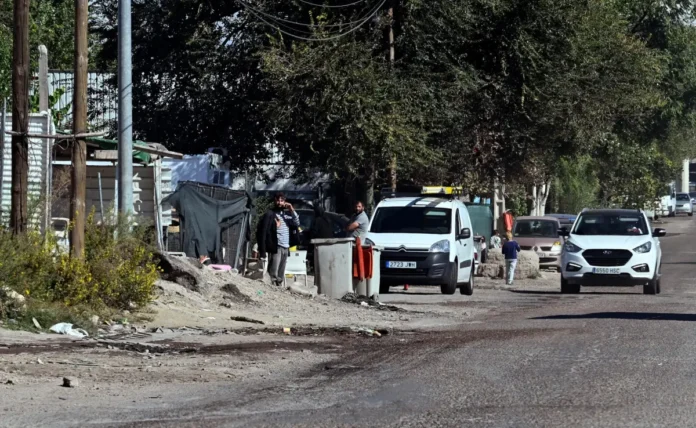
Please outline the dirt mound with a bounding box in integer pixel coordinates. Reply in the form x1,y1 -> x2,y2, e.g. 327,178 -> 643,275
481,249 -> 540,279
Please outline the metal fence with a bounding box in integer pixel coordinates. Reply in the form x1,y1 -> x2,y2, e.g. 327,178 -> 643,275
43,70 -> 117,131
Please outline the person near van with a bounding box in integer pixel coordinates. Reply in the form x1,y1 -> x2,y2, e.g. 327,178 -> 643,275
502,231 -> 521,285
346,200 -> 369,239
490,230 -> 502,249
256,192 -> 300,287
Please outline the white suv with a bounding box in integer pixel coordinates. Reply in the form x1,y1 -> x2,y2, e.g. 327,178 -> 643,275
560,209 -> 666,295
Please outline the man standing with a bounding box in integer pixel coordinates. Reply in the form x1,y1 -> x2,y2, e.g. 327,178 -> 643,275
490,230 -> 502,249
501,231 -> 521,286
345,200 -> 369,239
256,193 -> 300,287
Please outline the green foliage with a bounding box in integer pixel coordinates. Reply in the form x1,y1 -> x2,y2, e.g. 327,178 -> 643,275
553,157 -> 599,214
0,211 -> 159,326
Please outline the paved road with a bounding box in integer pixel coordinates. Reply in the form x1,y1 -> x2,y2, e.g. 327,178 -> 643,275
10,216 -> 696,427
191,215 -> 696,427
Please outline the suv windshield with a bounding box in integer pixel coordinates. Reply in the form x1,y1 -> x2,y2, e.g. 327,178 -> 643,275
572,213 -> 648,236
370,207 -> 452,234
513,220 -> 558,238
677,193 -> 691,201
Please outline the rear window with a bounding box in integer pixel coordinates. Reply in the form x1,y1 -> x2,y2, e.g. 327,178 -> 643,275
370,207 -> 452,234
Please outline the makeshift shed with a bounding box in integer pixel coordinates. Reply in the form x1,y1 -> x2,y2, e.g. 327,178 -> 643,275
163,181 -> 252,269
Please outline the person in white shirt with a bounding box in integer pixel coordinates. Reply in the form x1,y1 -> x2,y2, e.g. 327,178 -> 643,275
490,230 -> 502,249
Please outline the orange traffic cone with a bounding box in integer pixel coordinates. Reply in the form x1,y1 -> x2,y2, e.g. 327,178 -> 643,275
404,284 -> 409,291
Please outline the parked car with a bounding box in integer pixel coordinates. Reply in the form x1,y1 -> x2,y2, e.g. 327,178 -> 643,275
675,192 -> 694,216
559,209 -> 665,294
512,216 -> 563,271
365,195 -> 476,296
689,191 -> 696,204
294,209 -> 347,248
51,217 -> 69,251
546,213 -> 577,228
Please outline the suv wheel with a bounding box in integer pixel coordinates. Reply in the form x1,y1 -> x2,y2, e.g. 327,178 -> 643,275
460,266 -> 474,296
644,275 -> 659,295
561,277 -> 580,294
440,261 -> 458,295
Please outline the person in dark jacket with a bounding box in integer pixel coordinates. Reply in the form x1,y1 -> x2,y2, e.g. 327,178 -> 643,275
256,193 -> 300,286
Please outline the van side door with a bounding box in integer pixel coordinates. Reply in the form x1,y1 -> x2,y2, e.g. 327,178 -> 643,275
454,208 -> 468,282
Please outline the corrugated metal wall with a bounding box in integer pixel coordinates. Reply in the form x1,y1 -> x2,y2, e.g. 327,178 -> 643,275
0,112 -> 52,230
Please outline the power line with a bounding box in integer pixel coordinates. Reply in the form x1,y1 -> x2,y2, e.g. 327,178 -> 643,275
239,0 -> 386,41
295,0 -> 366,8
239,0 -> 382,29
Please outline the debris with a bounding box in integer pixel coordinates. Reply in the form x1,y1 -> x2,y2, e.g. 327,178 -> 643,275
220,302 -> 233,309
0,286 -> 25,306
37,358 -> 44,365
360,301 -> 369,307
62,377 -> 78,388
230,316 -> 265,325
32,318 -> 42,330
288,283 -> 318,298
5,379 -> 15,385
49,323 -> 89,339
283,327 -> 292,335
324,364 -> 359,371
90,315 -> 100,326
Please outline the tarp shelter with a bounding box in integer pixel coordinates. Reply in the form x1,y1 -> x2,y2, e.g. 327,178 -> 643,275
163,182 -> 252,268
465,203 -> 494,245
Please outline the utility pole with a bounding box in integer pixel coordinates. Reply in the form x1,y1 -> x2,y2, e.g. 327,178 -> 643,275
70,0 -> 88,256
38,45 -> 49,111
117,0 -> 133,215
11,0 -> 30,234
387,5 -> 397,192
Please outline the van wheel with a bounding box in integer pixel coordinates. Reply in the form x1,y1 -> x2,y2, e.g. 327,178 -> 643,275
440,262 -> 458,295
459,267 -> 474,296
561,277 -> 580,294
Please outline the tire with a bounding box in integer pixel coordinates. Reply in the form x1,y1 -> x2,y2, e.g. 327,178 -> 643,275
644,276 -> 659,295
460,266 -> 474,296
561,277 -> 580,294
440,261 -> 458,295
379,282 -> 391,294
689,212 -> 693,217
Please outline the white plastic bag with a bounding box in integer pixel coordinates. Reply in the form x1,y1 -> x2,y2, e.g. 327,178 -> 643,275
49,323 -> 89,339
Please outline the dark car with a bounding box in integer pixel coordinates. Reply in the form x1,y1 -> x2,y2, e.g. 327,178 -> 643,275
294,209 -> 348,248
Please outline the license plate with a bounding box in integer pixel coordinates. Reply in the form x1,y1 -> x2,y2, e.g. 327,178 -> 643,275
592,267 -> 620,274
386,261 -> 417,269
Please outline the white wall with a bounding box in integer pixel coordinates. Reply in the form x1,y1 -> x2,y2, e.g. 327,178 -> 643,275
0,112 -> 52,230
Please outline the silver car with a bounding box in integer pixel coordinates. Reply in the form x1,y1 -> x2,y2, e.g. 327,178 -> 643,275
676,192 -> 694,216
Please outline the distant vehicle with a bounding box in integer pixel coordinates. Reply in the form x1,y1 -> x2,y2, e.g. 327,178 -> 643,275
546,213 -> 577,227
512,216 -> 563,271
559,209 -> 666,295
294,209 -> 347,248
51,217 -> 69,251
660,182 -> 677,217
675,192 -> 694,216
366,187 -> 476,296
689,192 -> 696,204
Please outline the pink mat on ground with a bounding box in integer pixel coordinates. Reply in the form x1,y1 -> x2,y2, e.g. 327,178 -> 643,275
210,264 -> 232,271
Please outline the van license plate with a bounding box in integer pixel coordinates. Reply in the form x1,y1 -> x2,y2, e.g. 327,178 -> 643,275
592,267 -> 620,274
386,261 -> 416,269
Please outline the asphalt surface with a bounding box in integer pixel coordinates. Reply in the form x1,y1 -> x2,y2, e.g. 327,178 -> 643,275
9,216 -> 696,427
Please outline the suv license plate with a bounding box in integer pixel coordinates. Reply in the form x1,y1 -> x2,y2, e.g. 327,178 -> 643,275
592,267 -> 620,274
386,261 -> 416,269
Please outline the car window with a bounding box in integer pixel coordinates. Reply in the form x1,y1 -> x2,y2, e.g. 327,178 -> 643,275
513,220 -> 558,238
572,213 -> 648,236
455,209 -> 461,234
677,194 -> 691,201
370,207 -> 452,234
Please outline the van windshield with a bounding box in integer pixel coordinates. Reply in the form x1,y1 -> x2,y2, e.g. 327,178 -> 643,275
370,207 -> 452,234
513,220 -> 558,238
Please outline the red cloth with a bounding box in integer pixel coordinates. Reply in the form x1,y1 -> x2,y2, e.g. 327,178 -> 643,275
353,237 -> 366,280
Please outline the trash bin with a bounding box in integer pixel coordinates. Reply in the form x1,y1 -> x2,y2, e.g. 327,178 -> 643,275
354,245 -> 383,300
312,238 -> 355,299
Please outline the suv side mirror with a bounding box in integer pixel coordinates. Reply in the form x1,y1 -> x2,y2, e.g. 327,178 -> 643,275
459,228 -> 471,240
559,227 -> 570,237
652,228 -> 666,237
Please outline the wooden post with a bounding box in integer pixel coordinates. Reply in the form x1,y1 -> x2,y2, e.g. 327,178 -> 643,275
38,45 -> 49,112
11,0 -> 30,234
70,0 -> 88,257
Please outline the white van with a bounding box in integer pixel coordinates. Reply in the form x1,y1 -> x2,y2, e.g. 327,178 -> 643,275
365,195 -> 476,295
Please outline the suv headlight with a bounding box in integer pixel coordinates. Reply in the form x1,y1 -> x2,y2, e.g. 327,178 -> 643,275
429,240 -> 450,253
551,241 -> 562,252
633,242 -> 652,253
564,241 -> 582,253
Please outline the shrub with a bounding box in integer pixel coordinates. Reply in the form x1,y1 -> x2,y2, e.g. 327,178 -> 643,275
0,210 -> 159,326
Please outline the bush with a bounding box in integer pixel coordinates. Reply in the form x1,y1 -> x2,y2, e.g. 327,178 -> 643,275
0,211 -> 159,327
